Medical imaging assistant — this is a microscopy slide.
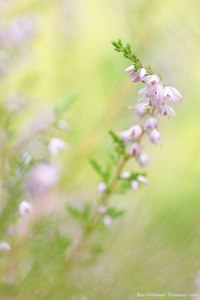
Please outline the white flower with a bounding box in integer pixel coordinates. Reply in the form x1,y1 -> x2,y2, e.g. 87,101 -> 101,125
139,68 -> 147,79
138,153 -> 151,167
97,182 -> 107,193
119,129 -> 132,144
131,180 -> 138,191
150,129 -> 162,144
137,175 -> 149,185
48,138 -> 67,156
164,86 -> 182,102
120,171 -> 131,179
124,65 -> 134,72
19,201 -> 32,216
103,216 -> 112,227
0,241 -> 11,251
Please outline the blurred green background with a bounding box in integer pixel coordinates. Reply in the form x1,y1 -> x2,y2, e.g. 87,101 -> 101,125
1,0 -> 200,299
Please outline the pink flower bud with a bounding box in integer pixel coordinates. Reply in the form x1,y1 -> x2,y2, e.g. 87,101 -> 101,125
25,163 -> 59,198
143,75 -> 160,86
131,180 -> 139,191
144,118 -> 158,131
19,201 -> 32,216
135,102 -> 147,118
150,129 -> 162,144
48,138 -> 67,156
98,205 -> 107,214
129,143 -> 141,157
0,241 -> 11,251
138,153 -> 151,167
164,86 -> 182,102
137,175 -> 149,185
97,182 -> 107,193
103,216 -> 112,227
159,104 -> 175,117
120,171 -> 131,179
129,125 -> 143,141
124,65 -> 134,72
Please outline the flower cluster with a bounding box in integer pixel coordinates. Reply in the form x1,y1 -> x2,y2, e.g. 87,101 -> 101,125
118,64 -> 182,189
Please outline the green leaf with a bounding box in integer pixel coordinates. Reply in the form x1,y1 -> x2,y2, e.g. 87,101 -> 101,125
107,207 -> 126,219
55,90 -> 76,115
66,203 -> 91,222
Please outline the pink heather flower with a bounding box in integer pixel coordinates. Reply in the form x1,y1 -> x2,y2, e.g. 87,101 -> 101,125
120,171 -> 131,179
143,74 -> 160,86
144,118 -> 158,132
97,182 -> 107,193
163,86 -> 182,102
25,163 -> 59,198
119,129 -> 132,144
138,82 -> 164,105
48,138 -> 67,156
150,129 -> 162,144
159,104 -> 176,117
129,143 -> 141,157
128,68 -> 147,83
129,70 -> 141,83
129,125 -> 143,141
140,68 -> 147,79
98,205 -> 107,214
131,180 -> 139,191
138,153 -> 151,167
137,175 -> 149,185
135,102 -> 147,118
103,215 -> 112,227
0,241 -> 11,251
19,201 -> 32,216
124,65 -> 134,72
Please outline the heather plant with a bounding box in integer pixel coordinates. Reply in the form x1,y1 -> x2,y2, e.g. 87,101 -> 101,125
0,34 -> 183,298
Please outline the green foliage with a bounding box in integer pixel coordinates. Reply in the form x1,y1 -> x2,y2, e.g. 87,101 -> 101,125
109,130 -> 125,156
112,38 -> 154,74
117,171 -> 147,194
67,203 -> 91,222
54,90 -> 77,116
107,207 -> 126,219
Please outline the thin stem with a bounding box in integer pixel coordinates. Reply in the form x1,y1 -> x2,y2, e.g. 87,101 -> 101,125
63,154 -> 130,269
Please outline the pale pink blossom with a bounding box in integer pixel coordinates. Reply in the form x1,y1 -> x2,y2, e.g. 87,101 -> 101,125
131,180 -> 138,191
0,241 -> 11,251
129,125 -> 143,141
103,216 -> 112,227
159,104 -> 176,117
150,129 -> 162,144
120,171 -> 131,179
129,143 -> 141,157
98,205 -> 107,214
144,118 -> 158,131
135,102 -> 147,118
138,153 -> 151,167
143,75 -> 160,86
25,163 -> 59,198
19,200 -> 32,216
164,86 -> 182,102
97,182 -> 107,193
48,138 -> 67,156
137,175 -> 149,185
124,65 -> 134,72
119,129 -> 132,144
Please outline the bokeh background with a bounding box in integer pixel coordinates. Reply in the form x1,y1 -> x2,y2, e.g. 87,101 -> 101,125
1,0 -> 200,299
